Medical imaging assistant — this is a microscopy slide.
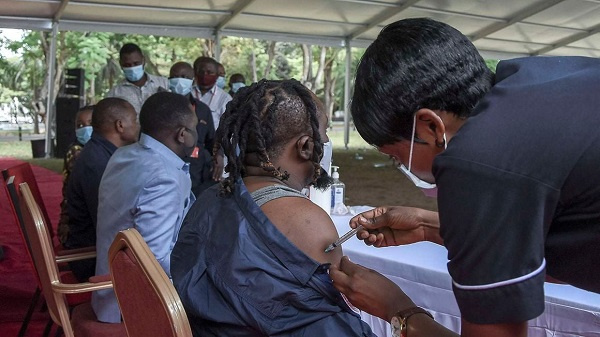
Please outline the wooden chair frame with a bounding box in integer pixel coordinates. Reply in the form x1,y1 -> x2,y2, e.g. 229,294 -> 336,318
16,181 -> 114,337
109,229 -> 192,337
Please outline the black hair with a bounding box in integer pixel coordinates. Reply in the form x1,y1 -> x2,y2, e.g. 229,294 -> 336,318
193,56 -> 218,73
79,105 -> 95,112
351,18 -> 494,147
119,43 -> 143,59
229,73 -> 246,83
92,98 -> 133,132
139,92 -> 194,138
215,79 -> 322,195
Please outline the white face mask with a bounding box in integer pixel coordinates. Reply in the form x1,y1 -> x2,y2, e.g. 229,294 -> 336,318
397,114 -> 445,198
320,140 -> 333,175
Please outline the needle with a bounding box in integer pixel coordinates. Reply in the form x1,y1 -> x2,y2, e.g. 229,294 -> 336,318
324,225 -> 363,253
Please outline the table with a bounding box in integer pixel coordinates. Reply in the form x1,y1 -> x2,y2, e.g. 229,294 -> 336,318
332,207 -> 600,337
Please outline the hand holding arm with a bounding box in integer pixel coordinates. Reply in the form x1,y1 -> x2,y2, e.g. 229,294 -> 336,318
349,206 -> 443,247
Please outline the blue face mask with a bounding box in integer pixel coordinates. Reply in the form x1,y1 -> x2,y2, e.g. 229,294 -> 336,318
231,82 -> 246,93
216,76 -> 226,89
169,78 -> 194,96
75,126 -> 93,145
122,64 -> 145,82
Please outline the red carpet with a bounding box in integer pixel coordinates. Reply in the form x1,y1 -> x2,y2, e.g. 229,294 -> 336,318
0,157 -> 63,337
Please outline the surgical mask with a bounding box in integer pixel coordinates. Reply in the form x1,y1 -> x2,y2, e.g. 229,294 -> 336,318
216,76 -> 226,89
75,126 -> 93,145
231,82 -> 246,93
397,114 -> 446,198
320,140 -> 333,175
122,64 -> 145,82
169,78 -> 194,96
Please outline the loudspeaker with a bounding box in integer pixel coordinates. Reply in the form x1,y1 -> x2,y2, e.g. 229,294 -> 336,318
55,97 -> 81,158
62,68 -> 85,97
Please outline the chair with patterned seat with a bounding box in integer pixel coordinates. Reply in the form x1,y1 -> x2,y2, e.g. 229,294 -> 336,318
109,228 -> 192,337
15,181 -> 126,337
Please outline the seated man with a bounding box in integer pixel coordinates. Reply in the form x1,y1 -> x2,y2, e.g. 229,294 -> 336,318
92,92 -> 197,323
65,98 -> 138,282
171,79 -> 376,336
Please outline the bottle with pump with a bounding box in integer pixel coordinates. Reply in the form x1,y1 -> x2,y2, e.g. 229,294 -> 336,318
330,166 -> 349,215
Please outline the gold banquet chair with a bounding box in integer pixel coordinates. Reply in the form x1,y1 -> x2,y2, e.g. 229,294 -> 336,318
16,181 -> 126,337
108,228 -> 192,337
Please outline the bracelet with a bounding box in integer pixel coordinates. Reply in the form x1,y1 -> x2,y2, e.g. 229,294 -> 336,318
390,306 -> 434,337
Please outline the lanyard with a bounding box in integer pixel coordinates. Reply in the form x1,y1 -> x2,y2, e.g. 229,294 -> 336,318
193,86 -> 215,109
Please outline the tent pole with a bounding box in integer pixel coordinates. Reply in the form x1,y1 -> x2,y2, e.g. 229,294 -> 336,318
343,39 -> 351,150
44,23 -> 58,158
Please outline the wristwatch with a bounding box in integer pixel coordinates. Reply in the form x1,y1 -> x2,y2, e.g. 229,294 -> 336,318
390,306 -> 434,337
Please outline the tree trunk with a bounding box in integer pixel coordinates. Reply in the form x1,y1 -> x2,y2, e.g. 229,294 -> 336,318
263,41 -> 277,79
313,46 -> 327,92
89,75 -> 96,104
203,39 -> 215,58
323,48 -> 340,123
301,44 -> 313,90
250,40 -> 258,82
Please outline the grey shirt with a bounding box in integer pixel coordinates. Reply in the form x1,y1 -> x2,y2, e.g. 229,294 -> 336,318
107,73 -> 168,113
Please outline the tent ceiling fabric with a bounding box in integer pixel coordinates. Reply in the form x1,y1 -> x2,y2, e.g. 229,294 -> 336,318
1,0 -> 600,58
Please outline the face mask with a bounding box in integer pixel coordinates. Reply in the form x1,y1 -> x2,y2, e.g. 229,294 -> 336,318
397,114 -> 446,198
169,78 -> 194,96
320,140 -> 333,175
122,64 -> 145,82
231,82 -> 246,93
75,126 -> 93,145
198,74 -> 217,87
216,76 -> 226,89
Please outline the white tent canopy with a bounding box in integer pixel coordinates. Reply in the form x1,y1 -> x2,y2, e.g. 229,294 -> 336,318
2,0 -> 600,153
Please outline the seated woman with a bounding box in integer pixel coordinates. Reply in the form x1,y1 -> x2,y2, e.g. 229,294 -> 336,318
57,105 -> 94,245
171,79 -> 375,336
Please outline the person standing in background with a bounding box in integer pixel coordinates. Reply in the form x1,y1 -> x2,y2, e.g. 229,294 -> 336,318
228,73 -> 246,96
107,43 -> 168,114
169,61 -> 221,196
216,62 -> 226,90
191,56 -> 231,180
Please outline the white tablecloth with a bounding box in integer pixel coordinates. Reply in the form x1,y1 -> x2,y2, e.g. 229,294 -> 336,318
332,208 -> 600,337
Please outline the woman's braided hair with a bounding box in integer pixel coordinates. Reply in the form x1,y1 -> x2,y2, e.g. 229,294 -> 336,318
214,79 -> 323,195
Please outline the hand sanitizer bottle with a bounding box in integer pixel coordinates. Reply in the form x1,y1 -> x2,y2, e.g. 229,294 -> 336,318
330,166 -> 348,215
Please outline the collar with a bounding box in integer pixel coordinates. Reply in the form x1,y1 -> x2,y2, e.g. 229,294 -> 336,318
138,133 -> 187,171
89,132 -> 118,153
194,85 -> 216,98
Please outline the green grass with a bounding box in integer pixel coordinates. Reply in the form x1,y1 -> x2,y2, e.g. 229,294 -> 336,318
328,125 -> 372,150
0,141 -> 63,173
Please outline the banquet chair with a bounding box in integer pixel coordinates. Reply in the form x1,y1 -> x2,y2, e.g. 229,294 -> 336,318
109,229 -> 192,337
15,181 -> 127,337
1,163 -> 95,256
4,175 -> 97,337
2,163 -> 55,238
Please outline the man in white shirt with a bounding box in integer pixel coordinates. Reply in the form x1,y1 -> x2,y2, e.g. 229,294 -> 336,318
191,56 -> 232,179
107,43 -> 168,114
191,57 -> 232,131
